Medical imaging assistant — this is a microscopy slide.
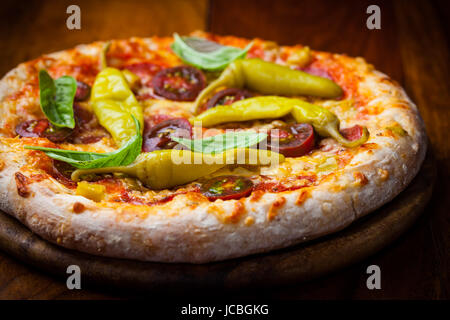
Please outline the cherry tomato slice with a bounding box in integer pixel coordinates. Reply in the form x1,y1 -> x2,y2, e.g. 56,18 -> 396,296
152,66 -> 206,101
205,88 -> 254,109
16,119 -> 74,143
74,81 -> 91,101
143,118 -> 192,152
269,123 -> 314,157
201,175 -> 254,201
340,125 -> 364,141
43,125 -> 74,143
15,119 -> 49,138
73,103 -> 93,127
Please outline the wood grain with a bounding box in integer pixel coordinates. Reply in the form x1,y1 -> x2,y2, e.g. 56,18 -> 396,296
0,0 -> 448,299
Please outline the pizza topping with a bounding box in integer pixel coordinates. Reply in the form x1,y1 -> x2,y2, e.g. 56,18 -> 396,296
121,69 -> 141,92
191,96 -> 368,148
290,99 -> 369,148
268,123 -> 314,157
152,66 -> 206,101
15,119 -> 50,138
26,115 -> 142,170
15,119 -> 74,143
38,70 -> 77,129
143,118 -> 192,152
200,175 -> 253,201
301,65 -> 333,80
171,33 -> 252,71
286,46 -> 312,67
76,181 -> 105,202
70,148 -> 284,190
172,131 -> 267,154
205,88 -> 253,110
193,58 -> 343,113
74,81 -> 91,101
90,67 -> 144,146
192,96 -> 293,127
41,124 -> 74,143
15,172 -> 31,198
340,125 -> 366,141
122,62 -> 162,87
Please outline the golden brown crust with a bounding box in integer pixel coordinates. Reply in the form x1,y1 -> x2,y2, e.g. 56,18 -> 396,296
0,34 -> 427,263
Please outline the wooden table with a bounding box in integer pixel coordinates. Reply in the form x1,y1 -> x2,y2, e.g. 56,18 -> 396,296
0,0 -> 448,299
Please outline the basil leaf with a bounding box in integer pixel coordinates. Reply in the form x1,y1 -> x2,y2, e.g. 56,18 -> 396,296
39,70 -> 77,129
171,33 -> 253,71
172,131 -> 267,154
24,116 -> 142,169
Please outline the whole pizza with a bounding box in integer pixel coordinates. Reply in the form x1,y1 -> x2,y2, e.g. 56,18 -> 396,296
0,31 -> 426,263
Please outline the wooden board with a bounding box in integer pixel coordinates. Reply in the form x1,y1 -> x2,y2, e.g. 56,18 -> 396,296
0,150 -> 435,292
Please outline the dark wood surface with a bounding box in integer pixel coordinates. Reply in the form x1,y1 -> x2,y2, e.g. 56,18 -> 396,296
0,0 -> 448,299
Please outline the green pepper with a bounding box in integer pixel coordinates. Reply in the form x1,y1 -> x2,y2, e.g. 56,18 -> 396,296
191,96 -> 293,127
91,67 -> 144,146
194,58 -> 343,113
71,148 -> 284,190
290,99 -> 369,148
191,96 -> 368,148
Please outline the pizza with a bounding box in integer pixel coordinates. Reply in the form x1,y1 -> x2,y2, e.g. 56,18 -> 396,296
0,31 -> 427,263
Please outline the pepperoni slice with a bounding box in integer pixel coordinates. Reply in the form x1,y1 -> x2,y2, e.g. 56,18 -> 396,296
205,88 -> 253,109
201,175 -> 254,201
74,81 -> 91,101
143,118 -> 192,152
268,123 -> 314,157
301,66 -> 333,80
340,125 -> 364,141
152,66 -> 206,101
123,62 -> 162,86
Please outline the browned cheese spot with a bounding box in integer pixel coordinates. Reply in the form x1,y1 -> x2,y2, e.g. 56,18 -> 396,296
377,168 -> 389,181
15,172 -> 30,198
295,188 -> 310,205
268,197 -> 286,221
244,216 -> 255,226
353,171 -> 369,186
72,202 -> 86,214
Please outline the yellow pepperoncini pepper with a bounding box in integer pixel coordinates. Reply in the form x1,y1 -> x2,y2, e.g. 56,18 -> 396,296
191,96 -> 293,127
191,96 -> 369,148
193,58 -> 343,113
71,148 -> 284,190
90,67 -> 144,146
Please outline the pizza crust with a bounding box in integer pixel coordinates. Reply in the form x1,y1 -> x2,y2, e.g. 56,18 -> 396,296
0,39 -> 427,263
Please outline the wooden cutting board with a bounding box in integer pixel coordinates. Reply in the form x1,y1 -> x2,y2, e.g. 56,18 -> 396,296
0,150 -> 435,292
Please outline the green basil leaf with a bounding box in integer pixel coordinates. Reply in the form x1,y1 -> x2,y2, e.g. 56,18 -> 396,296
172,131 -> 267,154
39,70 -> 77,129
171,33 -> 253,71
24,115 -> 142,169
